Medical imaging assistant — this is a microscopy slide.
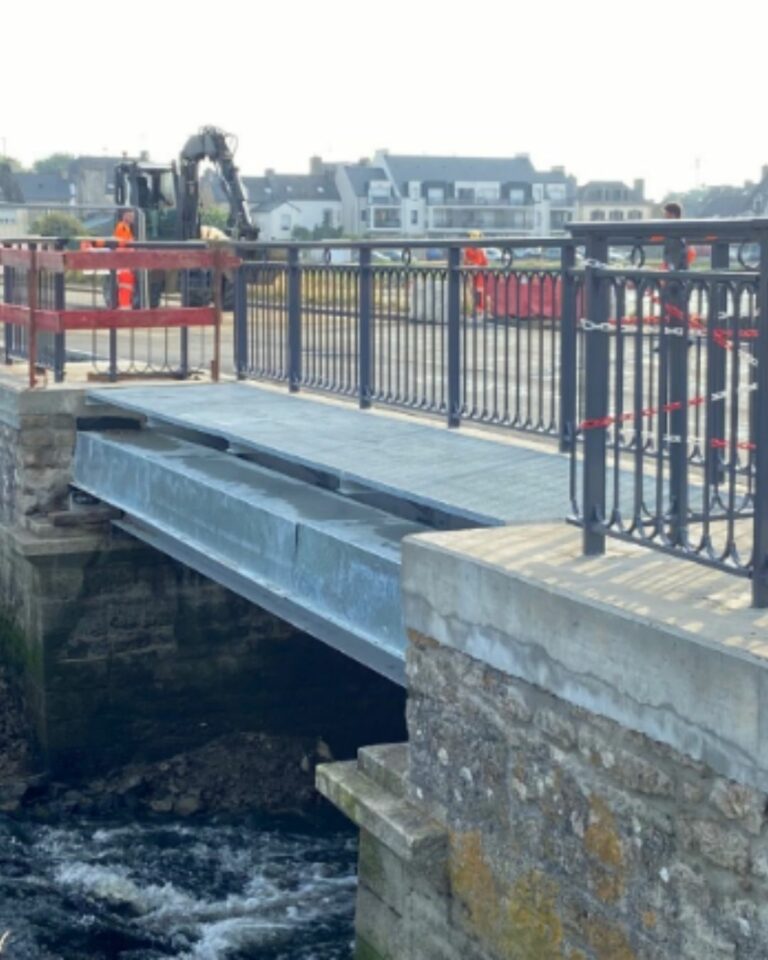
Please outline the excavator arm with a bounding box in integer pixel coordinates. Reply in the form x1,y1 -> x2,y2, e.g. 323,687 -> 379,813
179,126 -> 259,242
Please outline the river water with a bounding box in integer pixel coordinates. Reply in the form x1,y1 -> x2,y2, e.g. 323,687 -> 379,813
0,812 -> 356,959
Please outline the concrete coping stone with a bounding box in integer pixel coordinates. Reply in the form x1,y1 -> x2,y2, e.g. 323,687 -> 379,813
402,522 -> 768,793
316,759 -> 447,866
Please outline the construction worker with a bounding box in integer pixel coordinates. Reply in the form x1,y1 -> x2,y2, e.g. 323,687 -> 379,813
464,230 -> 490,317
114,209 -> 136,308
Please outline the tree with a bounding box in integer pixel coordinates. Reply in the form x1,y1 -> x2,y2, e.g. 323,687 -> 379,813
201,206 -> 229,231
0,155 -> 22,172
33,153 -> 75,176
30,212 -> 86,239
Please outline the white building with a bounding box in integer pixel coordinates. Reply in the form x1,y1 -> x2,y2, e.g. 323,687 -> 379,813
335,151 -> 577,238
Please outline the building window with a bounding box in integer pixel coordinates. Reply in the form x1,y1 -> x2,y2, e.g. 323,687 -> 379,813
360,209 -> 368,223
322,208 -> 333,228
476,186 -> 499,203
546,184 -> 566,202
508,188 -> 525,204
551,210 -> 573,229
427,187 -> 444,203
457,188 -> 475,202
280,213 -> 291,230
627,209 -> 643,220
590,210 -> 606,221
609,210 -> 624,221
410,210 -> 418,225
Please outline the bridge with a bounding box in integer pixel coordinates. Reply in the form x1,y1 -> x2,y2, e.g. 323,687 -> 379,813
72,382 -> 568,684
2,220 -> 768,958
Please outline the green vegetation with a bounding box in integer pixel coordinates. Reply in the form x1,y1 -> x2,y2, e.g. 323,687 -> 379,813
33,153 -> 75,176
292,224 -> 344,241
201,206 -> 229,231
30,212 -> 86,239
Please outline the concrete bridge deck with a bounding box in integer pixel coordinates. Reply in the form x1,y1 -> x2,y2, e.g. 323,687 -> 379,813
83,383 -> 568,528
74,383 -> 569,683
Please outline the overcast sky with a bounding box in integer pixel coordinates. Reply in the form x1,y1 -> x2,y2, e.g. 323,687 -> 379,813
2,0 -> 764,200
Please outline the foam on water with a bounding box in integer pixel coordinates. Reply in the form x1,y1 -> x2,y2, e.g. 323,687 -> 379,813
0,814 -> 357,959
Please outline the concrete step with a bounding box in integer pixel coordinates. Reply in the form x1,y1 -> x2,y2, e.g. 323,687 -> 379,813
358,743 -> 409,800
316,759 -> 446,874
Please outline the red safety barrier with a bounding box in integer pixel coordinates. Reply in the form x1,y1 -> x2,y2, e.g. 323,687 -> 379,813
0,244 -> 240,387
481,274 -> 563,320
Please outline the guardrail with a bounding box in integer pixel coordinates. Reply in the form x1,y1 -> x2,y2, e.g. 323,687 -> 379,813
233,238 -> 579,439
566,218 -> 768,606
0,239 -> 237,385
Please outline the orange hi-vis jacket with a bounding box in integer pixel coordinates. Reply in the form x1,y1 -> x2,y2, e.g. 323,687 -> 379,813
113,220 -> 135,308
114,220 -> 134,246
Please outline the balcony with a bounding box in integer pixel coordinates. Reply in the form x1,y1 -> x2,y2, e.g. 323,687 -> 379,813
425,196 -> 528,207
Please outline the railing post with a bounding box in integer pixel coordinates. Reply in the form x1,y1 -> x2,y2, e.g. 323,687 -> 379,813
359,245 -> 373,409
752,226 -> 768,606
665,286 -> 689,547
287,247 -> 302,392
559,240 -> 577,451
2,243 -> 12,365
582,232 -> 608,555
233,257 -> 248,379
53,238 -> 66,383
179,267 -> 190,381
708,241 -> 729,487
107,251 -> 118,383
447,244 -> 461,427
211,247 -> 222,383
26,242 -> 39,389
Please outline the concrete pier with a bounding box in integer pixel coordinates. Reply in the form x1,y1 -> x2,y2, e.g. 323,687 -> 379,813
319,524 -> 768,959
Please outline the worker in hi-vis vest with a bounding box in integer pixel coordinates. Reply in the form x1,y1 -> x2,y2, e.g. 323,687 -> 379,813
464,229 -> 490,316
113,209 -> 136,308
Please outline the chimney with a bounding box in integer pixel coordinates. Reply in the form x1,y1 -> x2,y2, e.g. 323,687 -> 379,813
550,166 -> 565,175
358,157 -> 370,167
762,165 -> 768,183
633,178 -> 645,199
310,155 -> 323,175
265,168 -> 275,177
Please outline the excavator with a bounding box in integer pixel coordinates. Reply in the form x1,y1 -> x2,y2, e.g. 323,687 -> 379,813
113,126 -> 259,306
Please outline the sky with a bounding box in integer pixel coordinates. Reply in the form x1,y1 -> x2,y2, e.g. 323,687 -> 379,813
2,0 -> 766,201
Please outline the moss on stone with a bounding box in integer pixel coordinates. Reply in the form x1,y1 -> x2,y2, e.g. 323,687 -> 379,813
585,918 -> 637,960
584,794 -> 625,904
0,610 -> 38,680
450,830 -> 566,959
355,935 -> 392,960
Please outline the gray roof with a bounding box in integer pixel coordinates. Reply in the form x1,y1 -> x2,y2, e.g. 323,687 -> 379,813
15,173 -> 71,203
381,154 -> 539,189
244,174 -> 340,206
342,165 -> 388,197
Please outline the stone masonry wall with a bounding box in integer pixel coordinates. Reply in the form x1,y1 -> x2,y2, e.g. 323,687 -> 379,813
0,383 -> 96,526
403,631 -> 768,960
0,379 -> 407,779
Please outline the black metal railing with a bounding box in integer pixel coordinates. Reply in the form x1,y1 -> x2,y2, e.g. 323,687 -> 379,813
567,218 -> 768,606
233,238 -> 578,437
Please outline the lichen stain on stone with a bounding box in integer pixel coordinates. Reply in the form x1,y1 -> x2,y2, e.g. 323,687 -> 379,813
449,830 -> 566,959
406,629 -> 439,651
642,911 -> 657,930
507,870 -> 565,959
584,795 -> 625,903
585,918 -> 637,960
450,831 -> 500,941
